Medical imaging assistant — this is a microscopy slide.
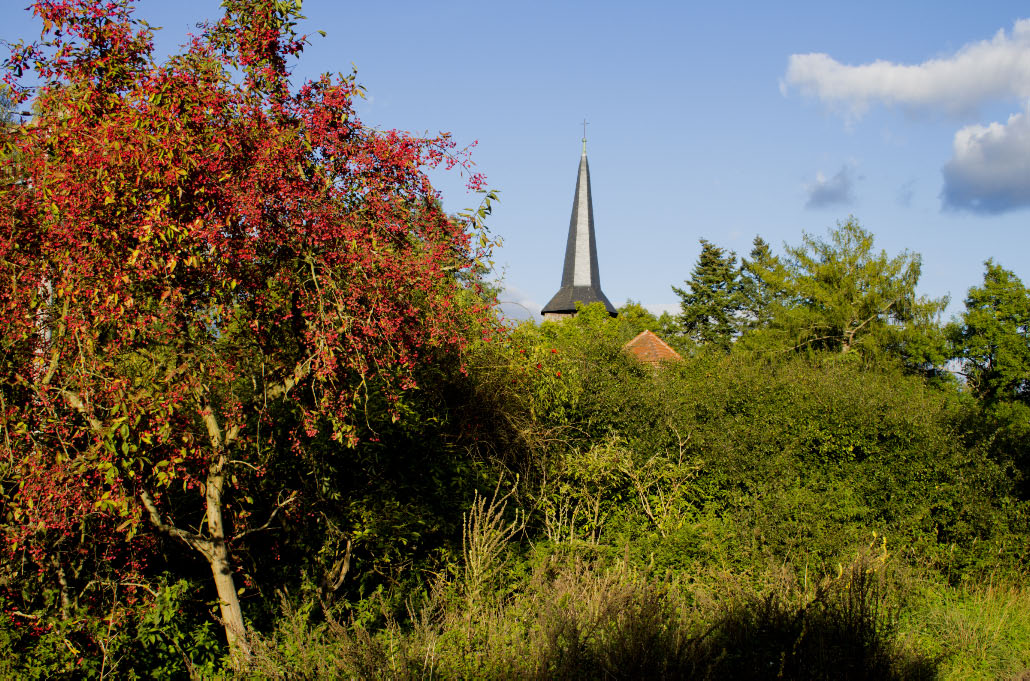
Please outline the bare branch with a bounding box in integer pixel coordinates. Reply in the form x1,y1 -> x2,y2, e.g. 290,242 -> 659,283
120,582 -> 159,598
318,537 -> 353,599
264,357 -> 314,401
0,392 -> 12,459
227,459 -> 262,471
848,298 -> 898,339
40,297 -> 70,387
234,492 -> 298,540
59,388 -> 105,436
139,490 -> 211,557
780,334 -> 841,354
197,399 -> 226,451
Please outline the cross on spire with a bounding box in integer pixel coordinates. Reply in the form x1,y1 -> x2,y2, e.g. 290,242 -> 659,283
540,128 -> 616,319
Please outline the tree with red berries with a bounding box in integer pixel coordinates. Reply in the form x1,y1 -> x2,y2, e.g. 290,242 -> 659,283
1,0 -> 494,662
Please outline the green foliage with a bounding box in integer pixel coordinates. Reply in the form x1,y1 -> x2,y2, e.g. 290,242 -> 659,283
462,484 -> 525,609
614,300 -> 660,334
487,302 -> 1027,581
742,218 -> 948,368
951,260 -> 1030,404
900,580 -> 1030,680
0,578 -> 224,679
608,300 -> 686,353
537,436 -> 636,546
672,239 -> 742,348
526,330 -> 1024,576
738,235 -> 783,333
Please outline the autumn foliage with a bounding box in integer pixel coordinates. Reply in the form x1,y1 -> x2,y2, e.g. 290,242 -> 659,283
1,0 -> 493,663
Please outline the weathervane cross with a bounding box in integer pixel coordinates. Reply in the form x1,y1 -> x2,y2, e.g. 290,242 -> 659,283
582,118 -> 588,141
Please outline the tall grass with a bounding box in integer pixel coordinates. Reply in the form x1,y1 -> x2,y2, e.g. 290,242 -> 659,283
242,484 -> 1030,680
900,580 -> 1030,680
246,543 -> 933,679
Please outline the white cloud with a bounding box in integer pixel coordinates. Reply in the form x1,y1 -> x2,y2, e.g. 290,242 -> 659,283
784,19 -> 1030,117
494,284 -> 541,322
804,164 -> 857,209
942,105 -> 1030,213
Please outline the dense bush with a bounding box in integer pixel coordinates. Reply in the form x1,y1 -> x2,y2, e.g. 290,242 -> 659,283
509,306 -> 1027,581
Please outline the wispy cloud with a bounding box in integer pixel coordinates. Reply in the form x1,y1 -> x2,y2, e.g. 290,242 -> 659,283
897,179 -> 916,207
494,284 -> 541,322
942,105 -> 1030,213
804,164 -> 857,209
783,19 -> 1030,118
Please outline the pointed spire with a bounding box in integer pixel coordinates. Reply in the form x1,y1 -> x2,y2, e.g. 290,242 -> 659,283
541,132 -> 617,319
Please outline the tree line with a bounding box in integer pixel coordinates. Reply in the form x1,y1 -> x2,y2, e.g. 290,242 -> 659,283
669,219 -> 1029,406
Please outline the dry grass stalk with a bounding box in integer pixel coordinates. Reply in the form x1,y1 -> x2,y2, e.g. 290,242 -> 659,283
462,480 -> 525,609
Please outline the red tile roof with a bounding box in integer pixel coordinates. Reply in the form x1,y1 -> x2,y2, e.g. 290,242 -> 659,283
623,330 -> 682,365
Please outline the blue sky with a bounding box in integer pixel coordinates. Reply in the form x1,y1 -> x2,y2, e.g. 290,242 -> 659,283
5,1 -> 1029,321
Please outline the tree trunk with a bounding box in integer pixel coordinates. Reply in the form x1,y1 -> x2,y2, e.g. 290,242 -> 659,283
140,477 -> 250,664
204,454 -> 251,662
138,399 -> 251,664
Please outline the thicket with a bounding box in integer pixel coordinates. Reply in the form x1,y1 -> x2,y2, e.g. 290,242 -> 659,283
234,304 -> 1030,679
3,1 -> 1030,679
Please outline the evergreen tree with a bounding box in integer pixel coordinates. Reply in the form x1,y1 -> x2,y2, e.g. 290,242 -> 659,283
951,260 -> 1030,404
672,239 -> 741,348
738,235 -> 782,333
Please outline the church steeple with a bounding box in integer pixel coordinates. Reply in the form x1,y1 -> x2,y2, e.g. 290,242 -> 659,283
541,129 -> 617,319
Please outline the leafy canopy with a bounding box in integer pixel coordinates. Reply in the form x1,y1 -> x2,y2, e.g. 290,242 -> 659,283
0,0 -> 495,661
742,217 -> 946,365
951,260 -> 1030,404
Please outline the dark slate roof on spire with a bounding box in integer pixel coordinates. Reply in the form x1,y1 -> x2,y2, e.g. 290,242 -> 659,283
541,139 -> 617,316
